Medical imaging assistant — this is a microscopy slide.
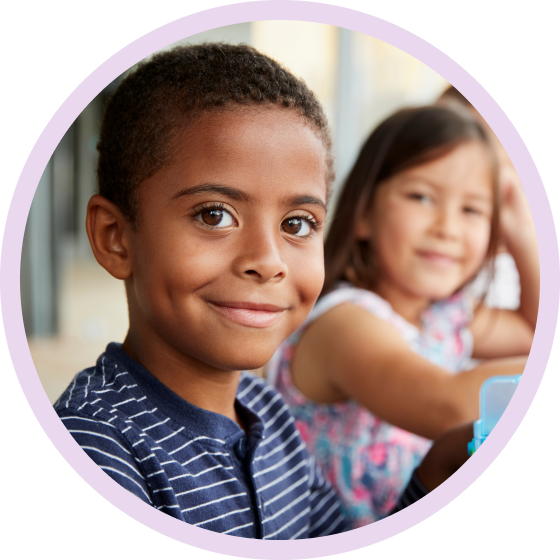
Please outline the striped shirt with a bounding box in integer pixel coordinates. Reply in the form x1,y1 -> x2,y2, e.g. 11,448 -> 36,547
54,343 -> 346,539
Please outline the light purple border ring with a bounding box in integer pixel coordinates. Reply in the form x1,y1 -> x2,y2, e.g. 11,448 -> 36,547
2,1 -> 557,557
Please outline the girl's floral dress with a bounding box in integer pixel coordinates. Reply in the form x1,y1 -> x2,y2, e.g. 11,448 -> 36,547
268,283 -> 474,528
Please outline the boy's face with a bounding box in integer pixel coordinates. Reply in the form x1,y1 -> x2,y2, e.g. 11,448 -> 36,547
126,107 -> 327,372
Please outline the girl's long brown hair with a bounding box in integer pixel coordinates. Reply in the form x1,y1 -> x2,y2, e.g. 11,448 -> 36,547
323,105 -> 501,297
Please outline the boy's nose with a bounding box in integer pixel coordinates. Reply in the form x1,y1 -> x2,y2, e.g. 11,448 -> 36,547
234,231 -> 288,283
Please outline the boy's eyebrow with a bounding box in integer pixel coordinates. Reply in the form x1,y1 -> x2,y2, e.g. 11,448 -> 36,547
171,184 -> 327,211
286,195 -> 327,212
171,183 -> 251,202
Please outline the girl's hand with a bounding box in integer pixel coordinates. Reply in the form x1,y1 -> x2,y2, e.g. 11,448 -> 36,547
469,138 -> 538,357
498,165 -> 535,248
470,166 -> 540,359
476,161 -> 540,337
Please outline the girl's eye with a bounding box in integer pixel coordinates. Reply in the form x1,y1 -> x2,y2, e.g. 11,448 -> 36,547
409,193 -> 431,204
282,217 -> 313,237
463,206 -> 482,216
196,208 -> 235,228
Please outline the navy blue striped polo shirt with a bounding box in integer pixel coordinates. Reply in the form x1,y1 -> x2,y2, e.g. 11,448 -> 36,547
55,343 -> 346,539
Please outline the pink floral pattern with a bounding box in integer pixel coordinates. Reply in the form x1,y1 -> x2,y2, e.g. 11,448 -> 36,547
269,283 -> 473,528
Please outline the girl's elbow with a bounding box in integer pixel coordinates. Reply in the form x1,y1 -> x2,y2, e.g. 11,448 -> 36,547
519,331 -> 534,356
428,399 -> 475,439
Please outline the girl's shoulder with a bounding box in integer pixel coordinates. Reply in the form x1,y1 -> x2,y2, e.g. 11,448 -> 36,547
306,282 -> 418,341
307,282 -> 476,337
266,283 -> 396,387
309,282 -> 393,321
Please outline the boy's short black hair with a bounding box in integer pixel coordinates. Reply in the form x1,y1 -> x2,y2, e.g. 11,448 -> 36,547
97,43 -> 334,222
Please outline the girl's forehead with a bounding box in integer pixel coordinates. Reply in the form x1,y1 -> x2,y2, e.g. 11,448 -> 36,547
391,142 -> 494,193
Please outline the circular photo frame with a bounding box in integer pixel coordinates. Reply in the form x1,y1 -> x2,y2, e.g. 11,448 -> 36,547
2,1 -> 557,558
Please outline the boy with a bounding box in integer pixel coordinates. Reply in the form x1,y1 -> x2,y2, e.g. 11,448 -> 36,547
55,43 -> 471,539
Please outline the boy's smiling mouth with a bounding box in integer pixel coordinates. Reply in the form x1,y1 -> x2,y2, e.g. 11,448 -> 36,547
207,300 -> 290,328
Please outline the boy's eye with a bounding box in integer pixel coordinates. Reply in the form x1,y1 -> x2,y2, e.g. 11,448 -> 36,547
282,217 -> 312,237
197,208 -> 234,228
463,206 -> 482,216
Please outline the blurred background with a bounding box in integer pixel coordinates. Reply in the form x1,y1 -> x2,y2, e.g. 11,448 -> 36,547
22,21 -> 450,403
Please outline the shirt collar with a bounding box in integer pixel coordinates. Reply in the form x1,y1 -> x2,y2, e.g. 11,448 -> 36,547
104,343 -> 264,442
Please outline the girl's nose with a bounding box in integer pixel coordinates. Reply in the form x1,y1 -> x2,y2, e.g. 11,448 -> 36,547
432,206 -> 461,239
234,229 -> 288,283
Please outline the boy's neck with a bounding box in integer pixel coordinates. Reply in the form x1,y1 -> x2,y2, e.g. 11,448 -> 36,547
122,330 -> 243,428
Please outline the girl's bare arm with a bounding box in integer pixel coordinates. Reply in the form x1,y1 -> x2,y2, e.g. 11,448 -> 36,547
292,303 -> 526,440
471,168 -> 539,359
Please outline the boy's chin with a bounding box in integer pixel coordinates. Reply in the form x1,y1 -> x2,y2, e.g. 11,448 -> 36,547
195,327 -> 295,373
204,345 -> 276,373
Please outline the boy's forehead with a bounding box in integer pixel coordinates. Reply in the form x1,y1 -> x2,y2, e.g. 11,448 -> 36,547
147,107 -> 329,202
182,106 -> 322,152
189,108 -> 325,166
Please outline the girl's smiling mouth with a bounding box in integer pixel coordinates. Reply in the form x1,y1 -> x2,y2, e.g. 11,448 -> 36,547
207,300 -> 289,328
415,250 -> 461,267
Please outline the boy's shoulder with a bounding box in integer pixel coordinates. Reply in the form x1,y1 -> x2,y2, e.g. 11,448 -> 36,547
54,343 -> 282,416
54,344 -> 279,426
53,343 -> 287,455
54,343 -> 144,425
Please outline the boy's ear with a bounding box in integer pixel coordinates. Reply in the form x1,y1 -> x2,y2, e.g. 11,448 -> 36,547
86,195 -> 132,280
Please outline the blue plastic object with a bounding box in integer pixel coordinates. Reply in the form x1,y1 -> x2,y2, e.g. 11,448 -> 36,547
468,375 -> 521,456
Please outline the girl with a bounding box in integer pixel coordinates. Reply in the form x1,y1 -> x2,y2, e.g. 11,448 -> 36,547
269,105 -> 538,527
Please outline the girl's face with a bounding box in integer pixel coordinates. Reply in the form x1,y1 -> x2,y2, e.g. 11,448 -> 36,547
358,141 -> 494,302
126,107 -> 328,371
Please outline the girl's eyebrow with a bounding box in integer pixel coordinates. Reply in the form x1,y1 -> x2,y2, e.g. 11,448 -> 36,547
402,178 -> 491,202
171,183 -> 250,202
400,176 -> 437,189
464,192 -> 492,202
